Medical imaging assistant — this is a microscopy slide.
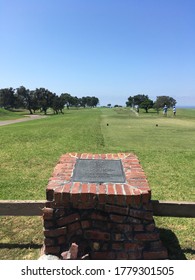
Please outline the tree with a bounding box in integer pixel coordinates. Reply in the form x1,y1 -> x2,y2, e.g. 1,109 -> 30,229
153,96 -> 177,112
126,94 -> 153,112
30,90 -> 41,113
86,96 -> 92,107
69,96 -> 79,107
91,96 -> 99,107
35,88 -> 54,114
51,94 -> 65,114
140,99 -> 153,113
0,87 -> 16,109
126,96 -> 134,107
126,94 -> 149,107
61,93 -> 72,109
16,86 -> 35,114
79,97 -> 87,108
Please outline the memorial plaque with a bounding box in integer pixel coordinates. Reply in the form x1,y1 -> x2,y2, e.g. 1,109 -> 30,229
72,159 -> 126,183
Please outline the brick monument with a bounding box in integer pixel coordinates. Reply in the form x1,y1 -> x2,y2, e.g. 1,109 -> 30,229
43,153 -> 168,259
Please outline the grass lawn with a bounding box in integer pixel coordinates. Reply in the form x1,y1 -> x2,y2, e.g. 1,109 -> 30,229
0,108 -> 28,120
0,107 -> 194,259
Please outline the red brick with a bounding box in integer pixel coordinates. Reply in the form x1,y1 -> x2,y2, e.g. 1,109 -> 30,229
54,186 -> 63,204
145,223 -> 156,232
100,154 -> 107,159
134,232 -> 159,242
124,243 -> 141,251
92,220 -> 109,230
115,184 -> 126,205
133,224 -> 144,231
87,153 -> 93,159
44,220 -> 55,229
141,191 -> 151,203
92,242 -> 100,250
132,188 -> 143,195
68,222 -> 81,233
44,226 -> 67,238
68,153 -> 78,158
88,183 -> 97,202
46,188 -> 54,201
77,201 -> 96,209
45,201 -> 55,208
112,154 -> 119,159
131,194 -> 141,207
129,209 -> 153,221
61,183 -> 72,203
56,213 -> 80,226
64,172 -> 72,179
91,212 -> 108,221
128,251 -> 142,259
81,153 -> 88,159
149,240 -> 163,249
81,183 -> 89,202
91,252 -> 115,260
54,208 -> 66,218
44,246 -> 60,255
143,249 -> 168,260
109,214 -> 126,223
42,207 -> 54,220
116,252 -> 128,259
127,179 -> 149,187
84,230 -> 110,241
112,243 -> 124,250
143,201 -> 153,210
94,154 -> 100,159
57,235 -> 66,245
76,153 -> 81,158
114,233 -> 125,241
71,182 -> 81,205
107,184 -> 116,204
89,183 -> 97,193
106,154 -> 113,159
98,184 -> 107,204
105,204 -> 128,215
114,223 -> 133,232
44,238 -> 56,246
81,220 -> 91,229
123,185 -> 134,205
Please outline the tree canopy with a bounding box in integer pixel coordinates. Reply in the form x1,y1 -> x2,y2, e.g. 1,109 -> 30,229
0,86 -> 99,114
126,94 -> 153,113
126,94 -> 176,113
153,96 -> 177,110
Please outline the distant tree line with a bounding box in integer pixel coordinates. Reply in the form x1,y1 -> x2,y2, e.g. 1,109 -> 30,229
0,86 -> 99,114
126,94 -> 177,113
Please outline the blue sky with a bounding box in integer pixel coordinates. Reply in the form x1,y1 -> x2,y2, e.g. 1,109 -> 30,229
0,0 -> 195,106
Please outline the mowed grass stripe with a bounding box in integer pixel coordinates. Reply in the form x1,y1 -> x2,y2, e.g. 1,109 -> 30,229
101,108 -> 195,201
0,109 -> 104,200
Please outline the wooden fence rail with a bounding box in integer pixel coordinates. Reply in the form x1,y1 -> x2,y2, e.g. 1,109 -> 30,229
0,200 -> 195,217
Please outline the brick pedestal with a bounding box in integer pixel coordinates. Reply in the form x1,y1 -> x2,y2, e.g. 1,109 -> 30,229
43,153 -> 168,259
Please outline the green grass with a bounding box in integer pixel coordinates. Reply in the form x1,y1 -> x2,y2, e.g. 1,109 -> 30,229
101,108 -> 195,201
0,109 -> 104,199
0,108 -> 28,120
0,107 -> 194,259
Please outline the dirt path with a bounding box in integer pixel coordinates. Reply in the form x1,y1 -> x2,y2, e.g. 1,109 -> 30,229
130,108 -> 139,116
0,115 -> 47,126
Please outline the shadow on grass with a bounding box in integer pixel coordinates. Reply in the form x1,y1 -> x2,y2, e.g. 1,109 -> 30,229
158,228 -> 192,260
0,243 -> 42,249
0,229 -> 194,260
